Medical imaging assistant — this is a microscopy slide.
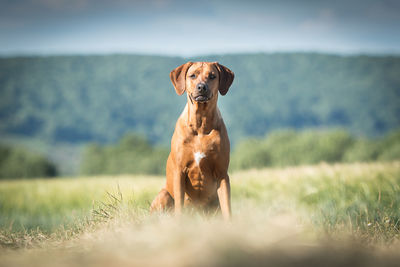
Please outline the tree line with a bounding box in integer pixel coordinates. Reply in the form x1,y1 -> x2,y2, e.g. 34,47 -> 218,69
230,128 -> 400,170
1,128 -> 399,179
0,145 -> 57,179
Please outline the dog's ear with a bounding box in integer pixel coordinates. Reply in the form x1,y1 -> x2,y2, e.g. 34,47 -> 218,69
170,62 -> 193,95
215,62 -> 234,95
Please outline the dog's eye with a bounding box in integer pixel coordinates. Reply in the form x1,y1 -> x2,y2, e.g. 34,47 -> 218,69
189,74 -> 196,79
209,74 -> 216,80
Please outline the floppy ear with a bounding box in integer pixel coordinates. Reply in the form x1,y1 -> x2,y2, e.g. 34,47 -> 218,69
170,62 -> 193,95
215,63 -> 234,95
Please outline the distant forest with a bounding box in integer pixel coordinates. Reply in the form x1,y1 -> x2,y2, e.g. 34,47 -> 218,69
0,53 -> 399,146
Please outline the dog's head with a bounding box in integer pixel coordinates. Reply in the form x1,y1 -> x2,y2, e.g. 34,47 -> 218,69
170,62 -> 234,103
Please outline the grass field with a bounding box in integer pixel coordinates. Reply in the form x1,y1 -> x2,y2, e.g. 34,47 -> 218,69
1,162 -> 400,266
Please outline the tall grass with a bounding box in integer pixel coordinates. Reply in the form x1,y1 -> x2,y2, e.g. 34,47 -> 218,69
0,162 -> 399,266
0,175 -> 161,231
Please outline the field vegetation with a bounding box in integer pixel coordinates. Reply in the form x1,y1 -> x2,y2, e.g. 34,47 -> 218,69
0,161 -> 399,266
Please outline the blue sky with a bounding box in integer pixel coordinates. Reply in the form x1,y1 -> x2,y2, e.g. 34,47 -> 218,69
0,0 -> 399,56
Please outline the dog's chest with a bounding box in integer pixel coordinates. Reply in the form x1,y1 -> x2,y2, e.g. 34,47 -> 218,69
184,134 -> 220,194
193,151 -> 206,165
184,131 -> 221,168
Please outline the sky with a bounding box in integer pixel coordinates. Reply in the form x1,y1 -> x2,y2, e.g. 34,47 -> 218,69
0,0 -> 399,56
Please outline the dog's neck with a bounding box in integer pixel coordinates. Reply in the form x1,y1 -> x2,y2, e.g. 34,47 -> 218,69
186,96 -> 218,135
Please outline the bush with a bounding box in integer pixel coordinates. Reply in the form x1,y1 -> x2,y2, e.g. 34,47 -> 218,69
80,133 -> 169,175
230,139 -> 271,170
293,130 -> 354,164
377,130 -> 400,161
0,145 -> 57,179
343,139 -> 380,162
231,128 -> 400,170
262,130 -> 299,166
379,143 -> 400,161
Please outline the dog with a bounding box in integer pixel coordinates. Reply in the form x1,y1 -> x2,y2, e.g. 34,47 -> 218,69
150,62 -> 234,220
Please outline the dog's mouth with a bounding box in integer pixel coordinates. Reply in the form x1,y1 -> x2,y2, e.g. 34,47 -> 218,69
194,95 -> 209,102
192,94 -> 212,103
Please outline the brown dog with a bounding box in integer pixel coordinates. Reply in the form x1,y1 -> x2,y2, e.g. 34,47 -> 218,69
150,62 -> 234,220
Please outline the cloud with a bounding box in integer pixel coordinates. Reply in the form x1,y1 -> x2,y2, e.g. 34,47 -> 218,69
0,0 -> 399,55
34,0 -> 90,10
298,8 -> 336,33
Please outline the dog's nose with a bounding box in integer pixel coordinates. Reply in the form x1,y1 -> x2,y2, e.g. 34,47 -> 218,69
196,83 -> 208,93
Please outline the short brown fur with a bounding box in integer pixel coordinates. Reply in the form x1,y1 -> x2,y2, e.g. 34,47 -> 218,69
150,62 -> 234,220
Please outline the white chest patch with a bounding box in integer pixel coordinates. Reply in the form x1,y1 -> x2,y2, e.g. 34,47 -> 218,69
194,152 -> 206,165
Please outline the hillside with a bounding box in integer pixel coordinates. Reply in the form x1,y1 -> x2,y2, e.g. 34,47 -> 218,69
0,53 -> 399,146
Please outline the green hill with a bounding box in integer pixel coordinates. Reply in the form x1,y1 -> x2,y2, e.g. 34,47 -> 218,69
1,53 -> 399,146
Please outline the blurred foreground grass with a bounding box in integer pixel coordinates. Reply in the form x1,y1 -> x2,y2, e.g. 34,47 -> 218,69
0,161 -> 400,266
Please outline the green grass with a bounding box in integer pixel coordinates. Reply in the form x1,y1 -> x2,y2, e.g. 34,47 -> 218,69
0,175 -> 161,231
0,162 -> 400,266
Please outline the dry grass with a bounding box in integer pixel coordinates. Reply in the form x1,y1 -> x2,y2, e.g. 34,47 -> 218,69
1,161 -> 400,266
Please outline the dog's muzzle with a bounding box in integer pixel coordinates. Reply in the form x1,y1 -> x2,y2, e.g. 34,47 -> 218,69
192,82 -> 211,102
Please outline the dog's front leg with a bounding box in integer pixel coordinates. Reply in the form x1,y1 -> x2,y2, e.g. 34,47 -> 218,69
173,171 -> 185,216
217,175 -> 231,221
